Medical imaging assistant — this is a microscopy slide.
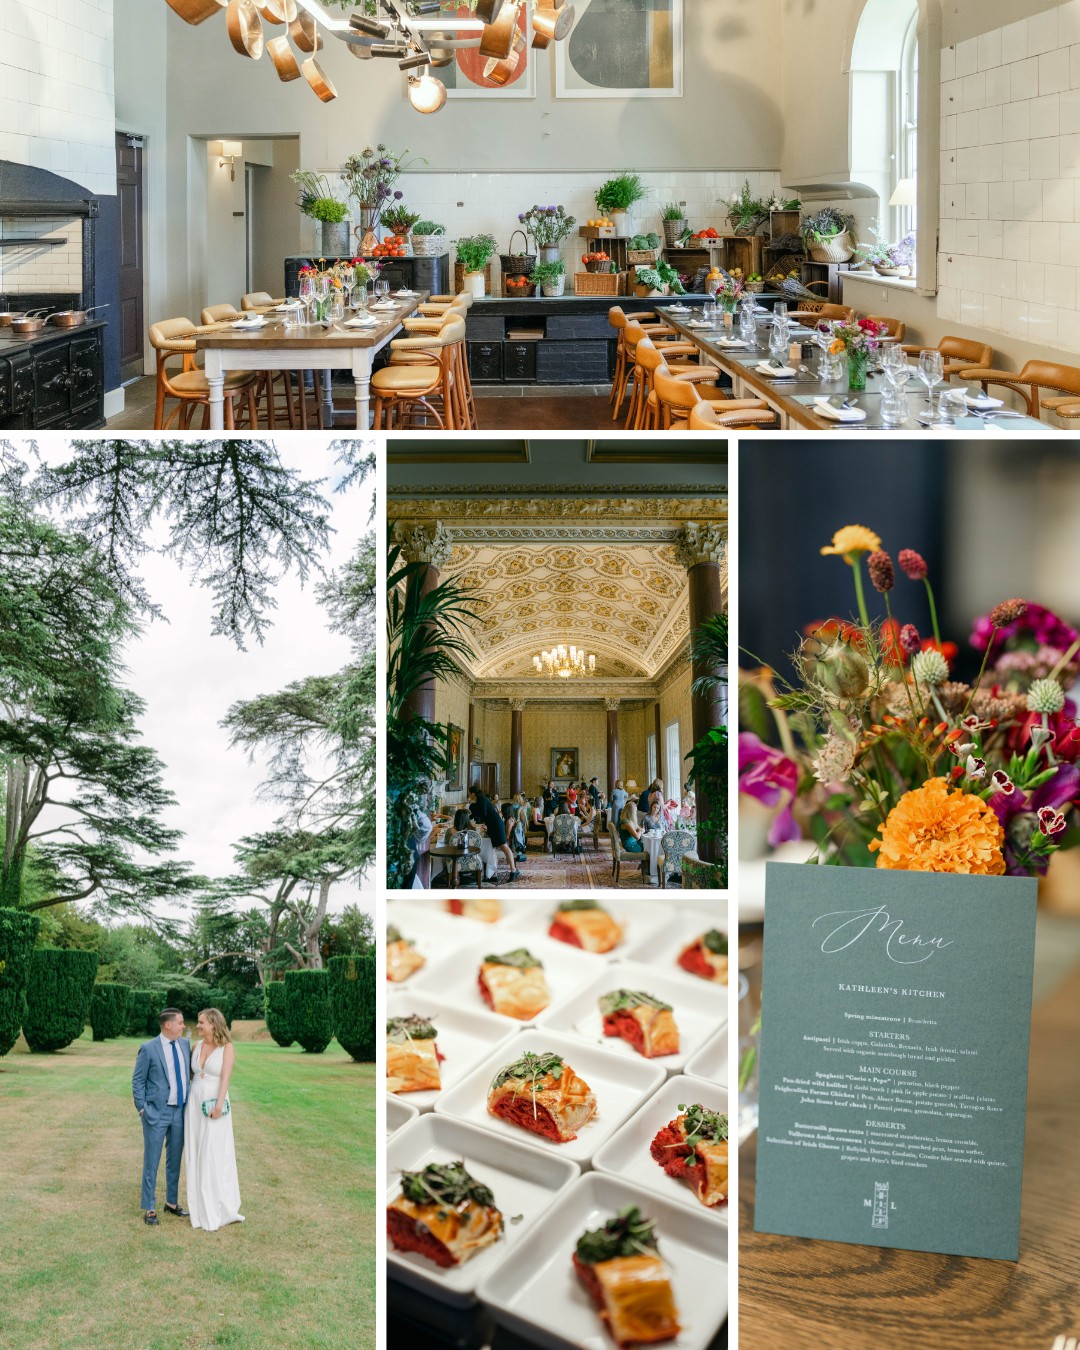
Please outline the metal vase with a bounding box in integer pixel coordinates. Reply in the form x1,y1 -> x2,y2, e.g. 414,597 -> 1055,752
319,219 -> 351,257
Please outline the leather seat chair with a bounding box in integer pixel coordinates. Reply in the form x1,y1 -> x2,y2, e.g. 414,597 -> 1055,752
148,317 -> 260,430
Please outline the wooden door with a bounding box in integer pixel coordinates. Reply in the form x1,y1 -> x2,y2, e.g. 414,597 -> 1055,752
115,133 -> 145,382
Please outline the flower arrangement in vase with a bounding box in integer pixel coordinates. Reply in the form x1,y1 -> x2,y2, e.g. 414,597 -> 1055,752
341,143 -> 425,251
740,526 -> 1079,879
824,317 -> 885,389
291,170 -> 351,254
520,204 -> 576,262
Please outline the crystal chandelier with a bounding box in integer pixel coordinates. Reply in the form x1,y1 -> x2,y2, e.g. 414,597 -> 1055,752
533,642 -> 596,680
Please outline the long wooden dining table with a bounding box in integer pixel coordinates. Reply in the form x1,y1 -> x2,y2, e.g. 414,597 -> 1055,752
658,308 -> 1044,431
196,292 -> 428,430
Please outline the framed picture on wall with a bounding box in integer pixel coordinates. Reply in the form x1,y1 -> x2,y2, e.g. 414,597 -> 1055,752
436,1 -> 537,100
555,0 -> 683,99
446,723 -> 465,790
551,747 -> 579,785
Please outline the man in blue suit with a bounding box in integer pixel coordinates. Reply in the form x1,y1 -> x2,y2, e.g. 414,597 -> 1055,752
132,1007 -> 191,1226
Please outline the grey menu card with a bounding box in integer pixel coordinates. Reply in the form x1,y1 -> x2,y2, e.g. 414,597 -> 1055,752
754,862 -> 1037,1260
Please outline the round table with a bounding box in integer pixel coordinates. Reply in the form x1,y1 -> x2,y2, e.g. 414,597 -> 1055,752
641,831 -> 664,884
428,841 -> 486,888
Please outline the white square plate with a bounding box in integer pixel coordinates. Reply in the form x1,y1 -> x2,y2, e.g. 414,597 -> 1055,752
477,1171 -> 727,1350
386,903 -> 484,979
411,933 -> 604,1024
685,1023 -> 729,1087
499,899 -> 669,958
434,1027 -> 665,1167
592,1075 -> 729,1224
387,1113 -> 579,1308
535,959 -> 725,1078
387,1094 -> 419,1140
622,909 -> 730,990
386,988 -> 518,1112
395,894 -> 549,933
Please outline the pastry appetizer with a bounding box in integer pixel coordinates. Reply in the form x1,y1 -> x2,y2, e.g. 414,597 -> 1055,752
386,925 -> 425,983
572,1205 -> 681,1346
387,1161 -> 503,1268
599,989 -> 680,1059
487,1050 -> 597,1142
677,928 -> 729,983
386,1015 -> 442,1095
446,897 -> 502,923
477,948 -> 551,1020
650,1103 -> 729,1208
548,899 -> 624,953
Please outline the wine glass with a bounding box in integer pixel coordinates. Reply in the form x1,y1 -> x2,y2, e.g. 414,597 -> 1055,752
375,278 -> 391,304
315,274 -> 330,302
917,349 -> 945,407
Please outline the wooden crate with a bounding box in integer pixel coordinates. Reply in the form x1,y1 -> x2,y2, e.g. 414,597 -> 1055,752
454,261 -> 494,294
579,224 -> 617,239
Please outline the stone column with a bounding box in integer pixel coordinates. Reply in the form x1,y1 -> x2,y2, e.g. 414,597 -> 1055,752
654,702 -> 662,785
394,521 -> 453,727
510,699 -> 525,797
675,522 -> 728,863
605,697 -> 621,791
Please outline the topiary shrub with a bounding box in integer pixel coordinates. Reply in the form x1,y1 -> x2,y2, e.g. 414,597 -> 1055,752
264,980 -> 295,1047
147,974 -> 213,1024
204,987 -> 236,1029
90,982 -> 132,1042
23,948 -> 99,1052
126,989 -> 155,1038
0,907 -> 40,1057
327,953 -> 375,1063
284,968 -> 333,1053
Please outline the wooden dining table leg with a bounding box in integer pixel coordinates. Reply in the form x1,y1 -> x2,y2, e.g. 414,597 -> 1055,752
320,370 -> 335,429
205,353 -> 227,431
353,350 -> 374,430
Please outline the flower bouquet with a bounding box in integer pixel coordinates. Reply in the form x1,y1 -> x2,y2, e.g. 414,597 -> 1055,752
297,258 -> 378,320
341,144 -> 425,247
740,525 -> 1079,881
824,317 -> 885,390
714,272 -> 744,313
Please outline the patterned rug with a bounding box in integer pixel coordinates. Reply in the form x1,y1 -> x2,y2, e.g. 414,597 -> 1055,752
476,837 -> 667,890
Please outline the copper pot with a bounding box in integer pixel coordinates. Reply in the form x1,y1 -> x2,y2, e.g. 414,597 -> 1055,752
49,303 -> 109,329
256,0 -> 295,22
165,0 -> 228,23
301,56 -> 337,102
0,310 -> 26,328
484,27 -> 524,84
532,1 -> 574,44
425,31 -> 457,68
474,0 -> 503,21
226,0 -> 264,57
11,310 -> 51,336
267,33 -> 301,79
479,1 -> 521,59
288,9 -> 321,52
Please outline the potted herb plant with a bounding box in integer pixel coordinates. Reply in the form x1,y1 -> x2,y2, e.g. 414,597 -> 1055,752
380,203 -> 422,251
456,232 -> 497,296
633,260 -> 685,298
724,180 -> 769,236
800,206 -> 857,262
530,258 -> 566,297
411,220 -> 447,257
595,172 -> 649,237
291,170 -> 351,255
661,201 -> 688,248
520,204 -> 576,264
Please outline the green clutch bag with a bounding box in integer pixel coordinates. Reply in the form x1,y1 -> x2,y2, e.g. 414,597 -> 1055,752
201,1095 -> 231,1117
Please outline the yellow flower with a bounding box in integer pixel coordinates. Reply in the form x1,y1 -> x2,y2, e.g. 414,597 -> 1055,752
828,338 -> 845,355
869,777 -> 1005,875
820,525 -> 882,564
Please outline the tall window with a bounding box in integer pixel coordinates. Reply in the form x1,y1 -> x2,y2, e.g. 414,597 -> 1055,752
664,721 -> 681,802
850,0 -> 919,238
646,733 -> 657,786
898,10 -> 919,237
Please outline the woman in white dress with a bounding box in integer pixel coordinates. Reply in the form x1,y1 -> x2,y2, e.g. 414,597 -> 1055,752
186,1007 -> 245,1232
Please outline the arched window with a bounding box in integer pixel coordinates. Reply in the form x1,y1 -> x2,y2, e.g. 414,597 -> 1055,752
850,0 -> 919,237
898,9 -> 919,235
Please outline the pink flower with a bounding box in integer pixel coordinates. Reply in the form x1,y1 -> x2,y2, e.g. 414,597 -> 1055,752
898,549 -> 927,580
900,624 -> 921,654
738,733 -> 801,846
991,770 -> 1015,796
1038,807 -> 1067,837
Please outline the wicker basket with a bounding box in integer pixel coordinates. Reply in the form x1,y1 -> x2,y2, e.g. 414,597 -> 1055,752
412,233 -> 446,257
627,247 -> 661,265
498,228 -> 536,280
454,261 -> 494,294
746,279 -> 765,293
503,277 -> 536,297
808,230 -> 855,263
574,270 -> 624,296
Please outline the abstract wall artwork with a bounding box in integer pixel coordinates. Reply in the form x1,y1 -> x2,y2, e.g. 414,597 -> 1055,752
555,0 -> 682,99
439,1 -> 536,99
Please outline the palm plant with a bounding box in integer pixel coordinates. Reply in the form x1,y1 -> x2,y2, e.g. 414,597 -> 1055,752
386,537 -> 478,887
686,612 -> 729,881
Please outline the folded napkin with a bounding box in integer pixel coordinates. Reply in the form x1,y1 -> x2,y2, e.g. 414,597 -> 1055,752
756,362 -> 796,377
667,305 -> 690,313
394,289 -> 416,297
813,397 -> 867,422
715,337 -> 747,348
231,316 -> 266,329
344,316 -> 378,328
686,319 -> 719,330
370,301 -> 398,310
965,391 -> 1003,408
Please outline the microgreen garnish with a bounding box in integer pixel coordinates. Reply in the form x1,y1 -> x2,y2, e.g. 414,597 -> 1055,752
703,929 -> 728,956
386,1014 -> 437,1044
484,947 -> 541,970
399,1161 -> 498,1215
575,1205 -> 660,1265
556,899 -> 602,912
490,1051 -> 564,1092
678,1103 -> 728,1150
598,989 -> 673,1016
388,925 -> 412,945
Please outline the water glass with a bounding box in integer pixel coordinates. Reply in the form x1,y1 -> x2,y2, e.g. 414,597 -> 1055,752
738,301 -> 757,345
939,389 -> 968,424
375,279 -> 391,302
880,383 -> 909,426
739,973 -> 760,1145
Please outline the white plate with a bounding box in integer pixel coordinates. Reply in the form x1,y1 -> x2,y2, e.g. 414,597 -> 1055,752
411,932 -> 605,1023
386,903 -> 482,978
387,1112 -> 579,1308
387,1094 -> 419,1140
622,908 -> 728,990
395,894 -> 549,932
813,397 -> 867,422
499,898 -> 668,957
535,959 -> 726,1078
394,288 -> 417,296
434,1026 -> 665,1168
477,1171 -> 727,1350
684,1022 -> 729,1087
592,1076 -> 729,1224
386,988 -> 518,1112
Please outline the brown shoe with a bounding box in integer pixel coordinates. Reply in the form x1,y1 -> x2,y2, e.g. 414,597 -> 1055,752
144,1210 -> 159,1226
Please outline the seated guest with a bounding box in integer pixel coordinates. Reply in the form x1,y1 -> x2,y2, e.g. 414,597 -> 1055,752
577,793 -> 595,827
531,795 -> 545,825
619,801 -> 645,852
609,778 -> 628,822
643,798 -> 664,833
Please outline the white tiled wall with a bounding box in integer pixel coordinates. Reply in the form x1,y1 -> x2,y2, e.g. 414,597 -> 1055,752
938,1 -> 1080,354
310,168 -> 785,269
0,215 -> 83,293
0,0 -> 116,198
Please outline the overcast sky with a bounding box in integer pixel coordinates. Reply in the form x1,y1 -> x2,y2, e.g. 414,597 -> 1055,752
30,435 -> 376,925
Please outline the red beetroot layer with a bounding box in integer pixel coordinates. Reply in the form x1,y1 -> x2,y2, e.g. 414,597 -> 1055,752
478,972 -> 494,1010
677,945 -> 714,980
572,1251 -> 604,1307
602,1009 -> 646,1054
490,1089 -> 565,1140
649,1121 -> 696,1179
386,1205 -> 455,1267
549,919 -> 583,948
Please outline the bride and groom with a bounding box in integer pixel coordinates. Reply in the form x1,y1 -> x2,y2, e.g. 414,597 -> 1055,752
132,1006 -> 245,1231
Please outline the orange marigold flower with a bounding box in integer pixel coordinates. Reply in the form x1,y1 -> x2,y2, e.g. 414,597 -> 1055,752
820,525 -> 883,564
868,776 -> 1005,875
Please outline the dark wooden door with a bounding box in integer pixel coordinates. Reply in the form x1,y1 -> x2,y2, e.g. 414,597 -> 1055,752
115,132 -> 145,382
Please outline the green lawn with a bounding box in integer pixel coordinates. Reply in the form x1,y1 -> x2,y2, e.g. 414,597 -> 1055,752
0,1027 -> 376,1350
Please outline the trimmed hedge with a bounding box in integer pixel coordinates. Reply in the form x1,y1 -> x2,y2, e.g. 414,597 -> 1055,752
126,989 -> 156,1038
205,987 -> 236,1029
327,953 -> 376,1063
23,948 -> 99,1052
0,907 -> 40,1057
264,980 -> 295,1048
90,982 -> 132,1041
284,968 -> 333,1054
147,975 -> 214,1024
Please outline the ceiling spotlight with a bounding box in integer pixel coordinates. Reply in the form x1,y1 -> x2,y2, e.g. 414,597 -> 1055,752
407,71 -> 447,113
349,13 -> 390,37
398,51 -> 431,70
407,0 -> 441,13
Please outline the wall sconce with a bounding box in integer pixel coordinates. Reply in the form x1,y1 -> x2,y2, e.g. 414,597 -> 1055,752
218,140 -> 243,181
